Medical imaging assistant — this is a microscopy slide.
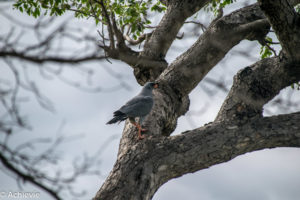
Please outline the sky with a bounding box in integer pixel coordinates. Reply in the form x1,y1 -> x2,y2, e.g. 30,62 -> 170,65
1,1 -> 300,200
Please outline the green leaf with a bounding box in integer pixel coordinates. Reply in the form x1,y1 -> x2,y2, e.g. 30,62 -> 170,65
291,82 -> 300,90
260,45 -> 272,59
295,4 -> 300,14
205,0 -> 236,15
13,0 -> 160,39
260,36 -> 275,59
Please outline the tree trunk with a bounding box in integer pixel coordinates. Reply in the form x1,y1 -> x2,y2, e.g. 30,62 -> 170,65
94,0 -> 300,199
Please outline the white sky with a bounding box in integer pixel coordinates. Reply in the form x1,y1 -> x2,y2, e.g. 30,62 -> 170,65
1,1 -> 300,200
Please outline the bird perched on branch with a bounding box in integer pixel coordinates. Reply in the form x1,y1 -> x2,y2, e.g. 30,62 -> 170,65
106,82 -> 158,139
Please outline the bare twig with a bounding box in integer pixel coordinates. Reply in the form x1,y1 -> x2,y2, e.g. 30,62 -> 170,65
123,33 -> 152,45
97,0 -> 115,49
185,20 -> 207,32
0,153 -> 62,200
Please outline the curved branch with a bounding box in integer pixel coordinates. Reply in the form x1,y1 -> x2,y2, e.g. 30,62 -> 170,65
156,111 -> 300,184
94,1 -> 300,200
158,3 -> 270,97
123,33 -> 152,45
116,3 -> 273,148
0,153 -> 62,200
142,0 -> 211,60
216,56 -> 300,121
94,111 -> 300,200
127,0 -> 212,84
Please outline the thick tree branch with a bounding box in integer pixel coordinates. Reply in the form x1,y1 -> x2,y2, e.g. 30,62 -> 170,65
94,1 -> 300,200
158,3 -> 270,98
114,3 -> 272,152
103,48 -> 168,71
155,111 -> 300,186
142,0 -> 211,60
94,111 -> 300,200
258,0 -> 300,60
130,0 -> 211,84
216,56 -> 300,121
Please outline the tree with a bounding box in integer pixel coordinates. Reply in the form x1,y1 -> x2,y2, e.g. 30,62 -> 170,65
3,0 -> 300,199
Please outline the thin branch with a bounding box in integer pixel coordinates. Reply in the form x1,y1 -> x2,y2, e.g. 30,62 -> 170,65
176,32 -> 184,39
0,153 -> 62,200
97,0 -> 115,49
0,51 -> 107,64
265,42 -> 277,56
185,20 -> 207,31
123,33 -> 152,45
264,39 -> 280,44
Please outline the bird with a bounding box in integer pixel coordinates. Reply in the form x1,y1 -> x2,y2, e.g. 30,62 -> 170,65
106,82 -> 158,139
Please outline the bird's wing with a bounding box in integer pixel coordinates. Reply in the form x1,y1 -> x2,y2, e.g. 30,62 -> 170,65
119,95 -> 153,117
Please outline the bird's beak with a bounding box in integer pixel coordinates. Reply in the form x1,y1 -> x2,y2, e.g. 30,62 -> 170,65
154,83 -> 159,89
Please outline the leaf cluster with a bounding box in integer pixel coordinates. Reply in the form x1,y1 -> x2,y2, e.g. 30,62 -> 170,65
204,0 -> 236,15
13,0 -> 166,39
291,82 -> 300,90
14,0 -> 68,17
295,4 -> 300,14
260,36 -> 274,59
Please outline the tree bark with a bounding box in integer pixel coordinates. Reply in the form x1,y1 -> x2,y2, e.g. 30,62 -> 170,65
94,111 -> 300,200
258,0 -> 300,60
94,0 -> 300,199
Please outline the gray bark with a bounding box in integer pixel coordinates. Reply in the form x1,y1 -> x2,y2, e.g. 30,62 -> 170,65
94,0 -> 300,199
258,0 -> 300,60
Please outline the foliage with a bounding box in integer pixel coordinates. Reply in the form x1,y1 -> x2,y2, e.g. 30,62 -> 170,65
13,0 -> 166,38
291,82 -> 300,90
260,36 -> 274,59
205,0 -> 236,15
295,4 -> 300,14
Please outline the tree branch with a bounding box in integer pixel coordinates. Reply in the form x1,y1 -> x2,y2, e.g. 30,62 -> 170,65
114,3 -> 272,151
0,51 -> 107,64
142,0 -> 211,60
126,0 -> 212,84
216,56 -> 300,122
94,111 -> 300,200
98,0 -> 115,49
91,1 -> 300,200
0,153 -> 62,200
158,3 -> 270,98
156,111 -> 300,184
123,33 -> 152,45
258,0 -> 300,60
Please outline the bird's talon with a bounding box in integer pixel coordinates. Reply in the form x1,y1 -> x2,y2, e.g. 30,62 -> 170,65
138,135 -> 145,140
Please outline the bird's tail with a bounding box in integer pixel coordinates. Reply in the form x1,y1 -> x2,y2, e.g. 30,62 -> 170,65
106,111 -> 127,124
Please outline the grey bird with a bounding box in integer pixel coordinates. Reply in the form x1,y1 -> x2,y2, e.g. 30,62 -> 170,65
106,82 -> 158,139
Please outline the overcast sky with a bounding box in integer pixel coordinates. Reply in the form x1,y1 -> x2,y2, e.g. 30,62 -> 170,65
1,1 -> 300,200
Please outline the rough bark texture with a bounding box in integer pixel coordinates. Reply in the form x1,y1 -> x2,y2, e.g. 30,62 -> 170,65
216,57 -> 300,122
94,0 -> 300,199
142,0 -> 211,59
95,112 -> 300,200
258,0 -> 300,60
136,0 -> 211,84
